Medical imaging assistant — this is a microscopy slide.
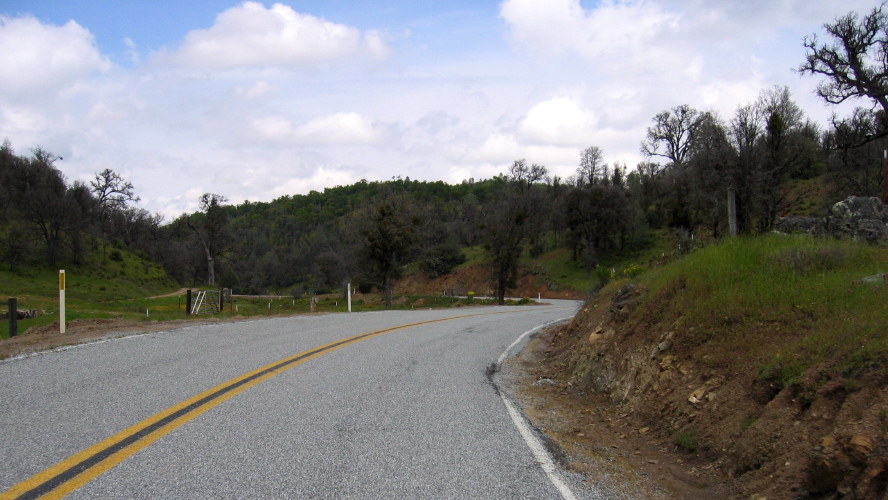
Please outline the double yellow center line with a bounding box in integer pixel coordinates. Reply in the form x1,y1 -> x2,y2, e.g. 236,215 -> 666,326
2,315 -> 474,499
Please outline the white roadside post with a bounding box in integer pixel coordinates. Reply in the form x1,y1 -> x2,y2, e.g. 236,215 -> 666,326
59,269 -> 66,334
347,282 -> 352,312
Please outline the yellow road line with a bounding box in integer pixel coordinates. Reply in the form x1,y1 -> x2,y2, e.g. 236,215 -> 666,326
2,307 -> 564,499
1,316 -> 452,500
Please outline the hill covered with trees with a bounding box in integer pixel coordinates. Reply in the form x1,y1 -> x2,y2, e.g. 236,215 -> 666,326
3,4 -> 888,307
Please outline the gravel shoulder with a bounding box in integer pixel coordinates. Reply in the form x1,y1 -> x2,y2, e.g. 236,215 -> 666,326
0,316 -> 254,360
498,325 -> 736,499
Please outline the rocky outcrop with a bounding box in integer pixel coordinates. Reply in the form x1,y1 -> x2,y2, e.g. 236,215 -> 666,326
775,196 -> 888,245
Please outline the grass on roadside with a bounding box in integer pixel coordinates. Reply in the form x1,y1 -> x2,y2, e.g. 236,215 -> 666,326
639,234 -> 888,378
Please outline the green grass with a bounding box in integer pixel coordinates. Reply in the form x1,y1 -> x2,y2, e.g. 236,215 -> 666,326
1,245 -> 183,338
674,429 -> 699,452
456,245 -> 488,269
640,234 -> 888,378
527,248 -> 594,292
1,270 -> 523,339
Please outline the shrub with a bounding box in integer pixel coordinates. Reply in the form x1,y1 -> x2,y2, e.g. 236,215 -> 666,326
622,264 -> 645,278
420,245 -> 466,278
757,355 -> 804,390
674,429 -> 698,452
595,265 -> 612,285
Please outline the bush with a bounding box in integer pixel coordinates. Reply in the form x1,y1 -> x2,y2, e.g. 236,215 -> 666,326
757,355 -> 804,390
622,264 -> 645,278
420,245 -> 466,278
674,429 -> 698,452
595,265 -> 613,285
109,250 -> 123,262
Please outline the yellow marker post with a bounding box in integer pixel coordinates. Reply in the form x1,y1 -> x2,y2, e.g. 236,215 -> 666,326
59,270 -> 65,334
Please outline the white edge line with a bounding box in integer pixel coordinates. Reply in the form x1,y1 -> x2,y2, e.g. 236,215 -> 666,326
500,394 -> 579,500
496,316 -> 578,500
0,331 -> 156,364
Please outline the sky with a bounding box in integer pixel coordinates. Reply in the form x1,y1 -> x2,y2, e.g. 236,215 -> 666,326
0,0 -> 876,219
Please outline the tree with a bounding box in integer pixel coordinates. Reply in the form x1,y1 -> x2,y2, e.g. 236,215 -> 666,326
481,194 -> 530,305
480,173 -> 546,304
357,195 -> 421,307
755,87 -> 819,230
577,146 -> 606,186
728,102 -> 764,234
824,108 -> 888,196
507,159 -> 548,192
799,4 -> 888,146
685,111 -> 735,236
640,104 -> 700,167
91,169 -> 139,213
565,185 -> 632,270
90,169 -> 140,260
186,193 -> 230,286
0,147 -> 83,267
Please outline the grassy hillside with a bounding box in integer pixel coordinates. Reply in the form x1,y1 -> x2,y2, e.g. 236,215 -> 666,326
541,234 -> 888,498
1,243 -> 533,341
645,235 -> 888,376
0,246 -> 180,338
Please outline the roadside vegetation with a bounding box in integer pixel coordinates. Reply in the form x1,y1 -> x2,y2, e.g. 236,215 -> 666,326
643,234 -> 887,382
539,233 -> 888,498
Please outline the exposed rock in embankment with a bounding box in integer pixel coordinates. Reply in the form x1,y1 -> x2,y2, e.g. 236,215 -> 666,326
777,196 -> 888,245
539,282 -> 888,499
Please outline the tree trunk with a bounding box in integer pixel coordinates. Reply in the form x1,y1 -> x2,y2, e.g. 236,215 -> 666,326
383,272 -> 393,308
203,246 -> 215,286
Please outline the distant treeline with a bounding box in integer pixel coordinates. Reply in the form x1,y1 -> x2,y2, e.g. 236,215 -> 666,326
3,4 -> 888,303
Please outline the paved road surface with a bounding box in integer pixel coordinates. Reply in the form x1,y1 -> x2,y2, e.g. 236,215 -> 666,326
0,302 -> 612,499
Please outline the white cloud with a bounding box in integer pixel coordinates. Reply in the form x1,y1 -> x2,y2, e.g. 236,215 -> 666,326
519,97 -> 597,146
296,112 -> 383,145
0,15 -> 109,96
123,37 -> 141,64
252,112 -> 383,145
240,80 -> 276,99
0,1 -> 876,219
252,116 -> 296,142
168,2 -> 389,70
499,0 -> 691,78
268,166 -> 357,198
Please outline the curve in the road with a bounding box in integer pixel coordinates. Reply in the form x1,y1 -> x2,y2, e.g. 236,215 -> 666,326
2,308 -> 575,500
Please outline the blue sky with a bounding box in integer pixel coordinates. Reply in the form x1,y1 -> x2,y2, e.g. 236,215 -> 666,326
0,1 -> 875,218
3,1 -> 502,65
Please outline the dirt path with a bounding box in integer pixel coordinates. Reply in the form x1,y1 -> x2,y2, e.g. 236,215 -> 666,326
146,287 -> 190,299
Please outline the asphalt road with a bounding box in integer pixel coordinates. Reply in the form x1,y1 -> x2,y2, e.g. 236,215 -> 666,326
0,301 -> 610,499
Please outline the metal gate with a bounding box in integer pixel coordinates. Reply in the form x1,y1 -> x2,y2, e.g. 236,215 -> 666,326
190,289 -> 220,314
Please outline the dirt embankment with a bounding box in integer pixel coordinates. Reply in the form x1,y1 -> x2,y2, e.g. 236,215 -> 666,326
397,264 -> 584,300
517,284 -> 888,499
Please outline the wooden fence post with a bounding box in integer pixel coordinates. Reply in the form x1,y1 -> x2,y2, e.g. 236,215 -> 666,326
8,298 -> 16,337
